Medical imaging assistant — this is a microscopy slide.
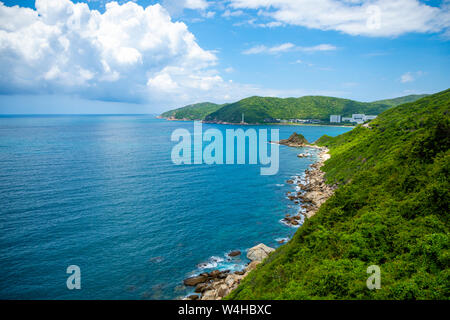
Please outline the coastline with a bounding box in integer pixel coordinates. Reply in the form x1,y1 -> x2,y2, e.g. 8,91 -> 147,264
158,117 -> 355,128
181,143 -> 335,300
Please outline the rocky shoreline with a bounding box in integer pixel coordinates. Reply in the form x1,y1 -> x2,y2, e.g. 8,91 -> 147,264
182,244 -> 275,300
181,142 -> 335,300
283,146 -> 336,223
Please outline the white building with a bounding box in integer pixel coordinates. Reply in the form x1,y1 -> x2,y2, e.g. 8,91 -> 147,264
340,114 -> 377,124
352,114 -> 365,124
330,115 -> 341,123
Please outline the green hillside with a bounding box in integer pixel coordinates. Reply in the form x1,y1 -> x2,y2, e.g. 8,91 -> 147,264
373,94 -> 429,107
160,94 -> 428,124
204,96 -> 390,124
227,89 -> 450,299
160,102 -> 223,120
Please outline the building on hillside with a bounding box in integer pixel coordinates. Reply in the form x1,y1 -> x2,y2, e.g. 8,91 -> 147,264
352,114 -> 365,124
330,115 -> 342,123
339,114 -> 378,124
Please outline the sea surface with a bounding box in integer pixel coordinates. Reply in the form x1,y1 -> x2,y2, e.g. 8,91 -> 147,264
0,115 -> 351,299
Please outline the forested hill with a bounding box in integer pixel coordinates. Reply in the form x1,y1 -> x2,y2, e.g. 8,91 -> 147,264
372,94 -> 429,107
159,94 -> 428,124
227,89 -> 450,299
204,96 -> 389,123
159,102 -> 223,120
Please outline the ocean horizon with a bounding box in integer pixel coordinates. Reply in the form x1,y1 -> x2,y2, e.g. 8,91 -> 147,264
0,115 -> 351,299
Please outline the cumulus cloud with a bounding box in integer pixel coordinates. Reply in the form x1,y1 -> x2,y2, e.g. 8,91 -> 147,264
229,0 -> 450,37
242,42 -> 336,54
0,0 -> 223,104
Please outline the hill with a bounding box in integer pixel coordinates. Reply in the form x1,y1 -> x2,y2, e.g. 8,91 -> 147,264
227,89 -> 450,299
204,96 -> 390,124
160,94 -> 428,124
159,102 -> 223,120
372,94 -> 429,107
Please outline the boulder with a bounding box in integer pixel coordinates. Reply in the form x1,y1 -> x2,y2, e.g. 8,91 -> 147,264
228,250 -> 241,257
201,290 -> 216,300
195,283 -> 211,293
245,261 -> 261,272
183,274 -> 208,286
224,275 -> 236,287
217,284 -> 229,298
188,294 -> 199,300
247,243 -> 275,262
234,270 -> 245,275
209,270 -> 221,278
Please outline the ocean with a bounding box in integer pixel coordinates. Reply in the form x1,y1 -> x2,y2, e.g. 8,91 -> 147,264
0,115 -> 351,299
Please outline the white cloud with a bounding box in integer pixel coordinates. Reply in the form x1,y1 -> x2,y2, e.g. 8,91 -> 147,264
400,71 -> 423,83
229,0 -> 450,37
185,0 -> 209,10
0,0 -> 225,104
222,9 -> 244,17
242,42 -> 336,54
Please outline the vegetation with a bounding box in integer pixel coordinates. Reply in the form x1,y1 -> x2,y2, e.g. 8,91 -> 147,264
161,94 -> 428,124
373,94 -> 429,107
204,96 -> 391,124
227,89 -> 450,300
279,133 -> 309,146
160,102 -> 223,120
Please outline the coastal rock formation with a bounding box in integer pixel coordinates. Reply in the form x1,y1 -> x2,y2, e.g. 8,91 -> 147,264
183,274 -> 208,286
285,147 -> 336,219
277,133 -> 309,147
247,243 -> 275,262
228,250 -> 241,257
183,244 -> 273,300
297,153 -> 311,158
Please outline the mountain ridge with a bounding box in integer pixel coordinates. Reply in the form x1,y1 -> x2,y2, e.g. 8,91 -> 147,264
159,93 -> 429,124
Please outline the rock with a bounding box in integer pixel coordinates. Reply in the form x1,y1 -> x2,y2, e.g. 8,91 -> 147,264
278,133 -> 309,147
224,275 -> 236,287
278,239 -> 285,244
217,284 -> 229,298
201,290 -> 216,300
183,274 -> 208,286
228,250 -> 241,257
291,220 -> 299,225
195,283 -> 211,293
245,260 -> 261,272
234,270 -> 245,275
188,294 -> 199,300
247,243 -> 275,262
286,179 -> 294,184
209,270 -> 221,278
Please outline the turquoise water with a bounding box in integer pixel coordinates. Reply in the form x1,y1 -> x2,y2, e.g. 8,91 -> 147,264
0,115 -> 351,299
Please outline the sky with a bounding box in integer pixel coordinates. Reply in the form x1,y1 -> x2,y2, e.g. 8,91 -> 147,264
0,0 -> 449,114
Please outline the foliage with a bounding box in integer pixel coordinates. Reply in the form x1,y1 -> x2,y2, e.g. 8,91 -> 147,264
373,94 -> 429,107
160,102 -> 224,120
227,89 -> 450,300
204,96 -> 393,124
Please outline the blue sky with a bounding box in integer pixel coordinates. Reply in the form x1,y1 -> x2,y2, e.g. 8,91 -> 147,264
0,0 -> 449,114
